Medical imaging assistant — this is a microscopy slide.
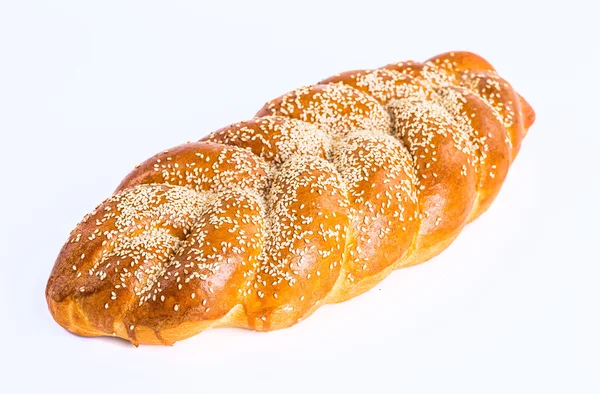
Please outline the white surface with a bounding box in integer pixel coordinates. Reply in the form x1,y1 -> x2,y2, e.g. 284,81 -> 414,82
0,1 -> 597,393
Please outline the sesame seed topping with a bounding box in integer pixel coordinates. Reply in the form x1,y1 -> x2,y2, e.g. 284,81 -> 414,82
46,51 -> 532,342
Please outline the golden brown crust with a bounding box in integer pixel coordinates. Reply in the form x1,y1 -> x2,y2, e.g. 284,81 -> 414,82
200,116 -> 331,165
319,69 -> 429,105
116,141 -> 271,194
255,83 -> 391,137
46,51 -> 535,345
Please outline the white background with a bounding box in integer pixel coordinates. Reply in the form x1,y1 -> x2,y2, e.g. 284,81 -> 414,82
0,1 -> 597,393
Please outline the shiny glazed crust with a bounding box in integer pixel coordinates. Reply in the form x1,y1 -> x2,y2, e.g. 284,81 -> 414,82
46,51 -> 535,345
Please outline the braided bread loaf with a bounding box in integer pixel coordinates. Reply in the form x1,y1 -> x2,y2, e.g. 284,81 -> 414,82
46,51 -> 535,345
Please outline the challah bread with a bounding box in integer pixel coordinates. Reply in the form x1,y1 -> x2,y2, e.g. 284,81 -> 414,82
46,51 -> 535,345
